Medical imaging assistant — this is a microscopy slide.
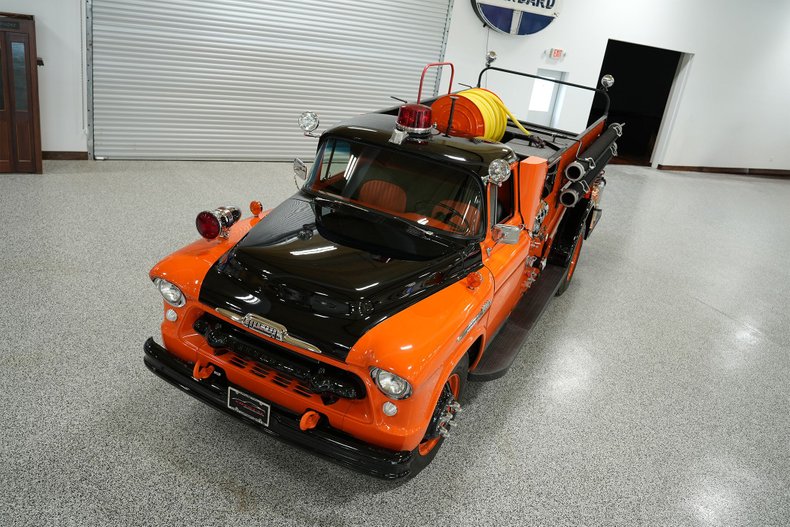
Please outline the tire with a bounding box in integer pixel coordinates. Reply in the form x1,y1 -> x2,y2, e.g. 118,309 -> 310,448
407,353 -> 469,477
555,231 -> 583,297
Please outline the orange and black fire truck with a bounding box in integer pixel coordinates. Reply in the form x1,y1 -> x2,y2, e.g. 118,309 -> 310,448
144,63 -> 621,479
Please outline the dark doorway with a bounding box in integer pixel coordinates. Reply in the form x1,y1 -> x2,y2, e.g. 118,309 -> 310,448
0,13 -> 41,173
588,40 -> 681,166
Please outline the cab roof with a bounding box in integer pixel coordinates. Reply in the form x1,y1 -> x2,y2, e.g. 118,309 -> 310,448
323,113 -> 516,177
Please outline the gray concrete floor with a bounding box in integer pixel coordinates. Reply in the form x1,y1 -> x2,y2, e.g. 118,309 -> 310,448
1,161 -> 789,526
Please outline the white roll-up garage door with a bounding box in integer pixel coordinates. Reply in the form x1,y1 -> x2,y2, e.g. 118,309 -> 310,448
90,0 -> 454,160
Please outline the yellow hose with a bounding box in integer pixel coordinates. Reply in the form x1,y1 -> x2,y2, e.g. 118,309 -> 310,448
458,88 -> 531,141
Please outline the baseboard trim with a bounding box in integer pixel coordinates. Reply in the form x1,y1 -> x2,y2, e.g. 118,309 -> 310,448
658,165 -> 790,177
43,151 -> 89,160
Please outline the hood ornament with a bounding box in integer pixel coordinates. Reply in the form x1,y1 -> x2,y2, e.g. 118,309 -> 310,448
215,308 -> 322,354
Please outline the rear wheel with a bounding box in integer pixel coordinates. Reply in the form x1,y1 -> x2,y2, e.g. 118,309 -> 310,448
556,232 -> 583,296
408,354 -> 468,476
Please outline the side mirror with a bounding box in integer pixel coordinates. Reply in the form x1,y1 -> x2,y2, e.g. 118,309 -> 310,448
601,74 -> 615,89
492,224 -> 520,245
293,158 -> 308,180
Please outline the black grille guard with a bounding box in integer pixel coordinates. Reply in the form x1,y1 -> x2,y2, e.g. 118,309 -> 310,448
194,313 -> 366,402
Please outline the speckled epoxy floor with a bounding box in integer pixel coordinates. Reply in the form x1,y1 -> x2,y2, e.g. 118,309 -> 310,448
1,161 -> 789,526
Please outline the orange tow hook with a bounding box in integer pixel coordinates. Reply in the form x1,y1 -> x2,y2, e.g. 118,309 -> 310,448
299,410 -> 321,431
192,359 -> 215,381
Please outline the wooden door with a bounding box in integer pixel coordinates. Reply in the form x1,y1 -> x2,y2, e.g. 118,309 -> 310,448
0,14 -> 41,174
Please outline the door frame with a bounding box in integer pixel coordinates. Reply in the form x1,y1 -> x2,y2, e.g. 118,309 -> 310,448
650,52 -> 694,168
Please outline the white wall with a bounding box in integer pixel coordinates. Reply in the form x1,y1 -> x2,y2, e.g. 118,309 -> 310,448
9,0 -> 790,166
4,0 -> 86,152
442,0 -> 790,170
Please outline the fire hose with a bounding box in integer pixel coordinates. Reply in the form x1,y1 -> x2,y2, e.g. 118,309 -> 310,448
456,88 -> 531,141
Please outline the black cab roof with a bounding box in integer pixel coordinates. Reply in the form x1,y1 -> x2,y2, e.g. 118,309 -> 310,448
322,113 -> 517,178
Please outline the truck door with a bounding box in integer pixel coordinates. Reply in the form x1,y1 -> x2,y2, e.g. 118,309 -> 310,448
482,174 -> 530,335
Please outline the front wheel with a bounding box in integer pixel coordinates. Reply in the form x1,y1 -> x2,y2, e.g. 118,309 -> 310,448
408,353 -> 468,477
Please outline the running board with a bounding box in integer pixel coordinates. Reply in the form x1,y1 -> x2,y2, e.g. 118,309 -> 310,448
468,264 -> 566,382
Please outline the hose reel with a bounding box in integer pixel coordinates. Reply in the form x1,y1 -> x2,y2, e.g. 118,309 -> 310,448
432,88 -> 531,142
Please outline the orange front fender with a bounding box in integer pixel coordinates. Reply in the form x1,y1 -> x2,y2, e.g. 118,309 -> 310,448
148,216 -> 261,297
345,268 -> 494,450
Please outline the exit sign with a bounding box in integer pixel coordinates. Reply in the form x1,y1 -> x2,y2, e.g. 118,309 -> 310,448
549,48 -> 565,59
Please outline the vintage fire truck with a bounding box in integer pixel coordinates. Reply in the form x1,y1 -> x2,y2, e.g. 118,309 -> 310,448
143,62 -> 621,479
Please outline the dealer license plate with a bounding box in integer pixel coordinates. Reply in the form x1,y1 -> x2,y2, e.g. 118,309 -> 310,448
227,386 -> 270,427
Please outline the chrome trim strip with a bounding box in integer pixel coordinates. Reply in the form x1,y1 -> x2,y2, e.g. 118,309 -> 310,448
216,307 -> 244,323
215,308 -> 322,354
283,335 -> 323,355
457,300 -> 491,342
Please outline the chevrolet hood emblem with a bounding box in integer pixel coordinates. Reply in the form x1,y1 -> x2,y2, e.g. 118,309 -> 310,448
215,308 -> 322,354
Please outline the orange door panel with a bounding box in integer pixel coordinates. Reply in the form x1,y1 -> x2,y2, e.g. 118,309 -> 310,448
482,175 -> 530,335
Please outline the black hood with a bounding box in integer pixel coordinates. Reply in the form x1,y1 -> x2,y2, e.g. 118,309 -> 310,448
199,194 -> 482,361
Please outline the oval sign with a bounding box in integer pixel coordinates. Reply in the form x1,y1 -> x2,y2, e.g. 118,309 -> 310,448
471,0 -> 563,36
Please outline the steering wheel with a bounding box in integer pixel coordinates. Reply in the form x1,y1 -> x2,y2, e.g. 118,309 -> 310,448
433,202 -> 472,234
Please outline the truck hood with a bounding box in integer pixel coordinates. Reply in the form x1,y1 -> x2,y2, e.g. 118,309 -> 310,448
199,193 -> 482,361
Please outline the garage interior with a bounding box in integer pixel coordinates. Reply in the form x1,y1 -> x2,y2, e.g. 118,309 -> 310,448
2,1 -> 790,526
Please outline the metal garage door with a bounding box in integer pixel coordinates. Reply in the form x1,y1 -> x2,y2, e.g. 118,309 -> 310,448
90,0 -> 454,160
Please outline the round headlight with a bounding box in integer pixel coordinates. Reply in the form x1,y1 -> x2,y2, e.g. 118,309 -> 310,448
487,159 -> 512,186
154,278 -> 185,308
298,111 -> 320,132
370,367 -> 412,400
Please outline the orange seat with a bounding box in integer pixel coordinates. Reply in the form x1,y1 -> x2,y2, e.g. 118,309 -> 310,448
432,200 -> 481,234
358,180 -> 407,213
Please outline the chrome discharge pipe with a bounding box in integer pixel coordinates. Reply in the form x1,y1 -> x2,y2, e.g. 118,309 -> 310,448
564,123 -> 623,182
559,144 -> 615,208
560,123 -> 623,207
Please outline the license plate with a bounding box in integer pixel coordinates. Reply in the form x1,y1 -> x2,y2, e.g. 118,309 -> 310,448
227,386 -> 270,427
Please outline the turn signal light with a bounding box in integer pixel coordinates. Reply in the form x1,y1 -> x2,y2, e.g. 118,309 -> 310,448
196,206 -> 241,240
250,200 -> 263,216
466,272 -> 483,290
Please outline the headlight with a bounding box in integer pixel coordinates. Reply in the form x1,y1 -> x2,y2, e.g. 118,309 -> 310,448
154,278 -> 185,307
370,367 -> 412,400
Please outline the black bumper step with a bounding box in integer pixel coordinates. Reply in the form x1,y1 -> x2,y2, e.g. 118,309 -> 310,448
143,338 -> 413,479
469,264 -> 566,381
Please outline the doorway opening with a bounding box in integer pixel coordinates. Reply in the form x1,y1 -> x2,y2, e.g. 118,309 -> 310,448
527,68 -> 567,128
588,39 -> 681,166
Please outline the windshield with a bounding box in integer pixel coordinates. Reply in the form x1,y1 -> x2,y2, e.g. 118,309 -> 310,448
307,138 -> 485,239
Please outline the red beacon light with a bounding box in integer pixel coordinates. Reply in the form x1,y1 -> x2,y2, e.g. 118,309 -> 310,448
396,103 -> 433,135
390,62 -> 452,144
391,103 -> 434,145
196,206 -> 241,240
